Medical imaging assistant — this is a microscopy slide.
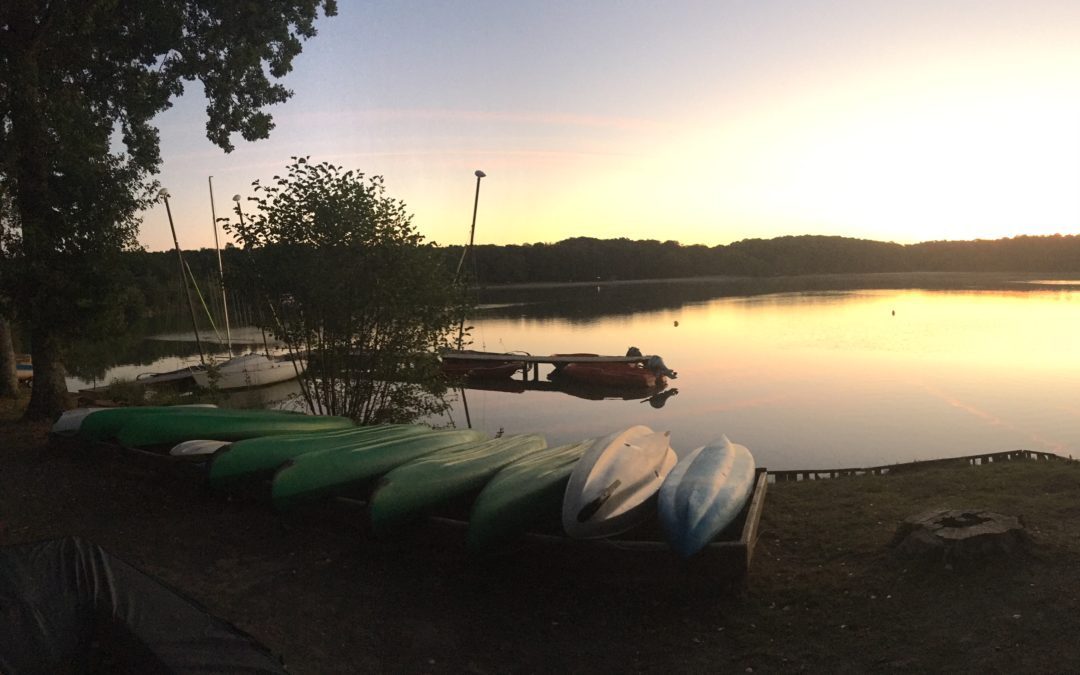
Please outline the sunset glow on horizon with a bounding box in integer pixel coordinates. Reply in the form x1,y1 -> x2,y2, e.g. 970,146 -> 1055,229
140,1 -> 1080,252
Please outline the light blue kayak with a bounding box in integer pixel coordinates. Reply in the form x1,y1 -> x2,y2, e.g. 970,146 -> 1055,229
271,428 -> 490,510
658,435 -> 756,558
370,434 -> 547,536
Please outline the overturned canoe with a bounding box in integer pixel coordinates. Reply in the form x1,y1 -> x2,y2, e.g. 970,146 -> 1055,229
114,410 -> 353,449
209,424 -> 429,487
370,434 -> 547,536
73,405 -> 222,442
658,435 -> 756,558
562,426 -> 677,539
467,439 -> 592,553
270,428 -> 489,510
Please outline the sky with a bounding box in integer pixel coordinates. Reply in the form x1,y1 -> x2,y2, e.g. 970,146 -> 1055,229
140,0 -> 1080,252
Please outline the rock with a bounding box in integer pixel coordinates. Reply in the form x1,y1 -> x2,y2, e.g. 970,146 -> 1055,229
890,509 -> 1028,565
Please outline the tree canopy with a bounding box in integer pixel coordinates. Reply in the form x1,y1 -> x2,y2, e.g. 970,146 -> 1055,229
225,158 -> 464,423
0,0 -> 337,419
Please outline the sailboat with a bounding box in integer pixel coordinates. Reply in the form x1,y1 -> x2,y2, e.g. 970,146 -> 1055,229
188,182 -> 305,391
190,351 -> 304,390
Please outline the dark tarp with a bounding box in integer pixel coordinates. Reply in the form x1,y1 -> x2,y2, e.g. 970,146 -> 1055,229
0,536 -> 288,674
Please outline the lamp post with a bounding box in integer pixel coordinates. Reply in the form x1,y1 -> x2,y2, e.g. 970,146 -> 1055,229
160,188 -> 206,365
231,194 -> 246,227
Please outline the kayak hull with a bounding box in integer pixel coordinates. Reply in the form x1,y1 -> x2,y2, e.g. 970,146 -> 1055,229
468,440 -> 591,552
370,434 -> 547,535
562,426 -> 677,539
658,436 -> 757,558
113,411 -> 353,448
209,424 -> 429,488
270,428 -> 490,509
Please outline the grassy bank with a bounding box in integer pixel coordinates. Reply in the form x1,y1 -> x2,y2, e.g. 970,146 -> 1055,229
3,396 -> 1080,672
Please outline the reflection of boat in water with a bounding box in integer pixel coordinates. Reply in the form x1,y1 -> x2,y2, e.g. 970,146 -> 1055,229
454,373 -> 679,407
191,353 -> 305,390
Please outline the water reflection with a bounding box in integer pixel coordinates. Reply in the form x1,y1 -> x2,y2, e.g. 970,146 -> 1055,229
64,274 -> 1080,470
447,283 -> 1080,470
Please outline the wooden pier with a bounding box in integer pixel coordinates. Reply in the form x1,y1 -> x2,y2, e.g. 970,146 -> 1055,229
769,449 -> 1066,483
440,349 -> 657,381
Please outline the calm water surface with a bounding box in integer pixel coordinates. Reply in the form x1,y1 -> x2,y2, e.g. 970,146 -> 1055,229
67,278 -> 1080,471
443,283 -> 1080,471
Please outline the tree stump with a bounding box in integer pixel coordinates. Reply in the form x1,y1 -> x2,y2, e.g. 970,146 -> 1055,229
890,509 -> 1028,565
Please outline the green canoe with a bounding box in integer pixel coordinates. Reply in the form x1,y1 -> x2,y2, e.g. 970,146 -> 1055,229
113,410 -> 354,448
466,440 -> 592,553
77,405 -> 265,443
209,424 -> 429,488
369,434 -> 547,536
271,428 -> 489,510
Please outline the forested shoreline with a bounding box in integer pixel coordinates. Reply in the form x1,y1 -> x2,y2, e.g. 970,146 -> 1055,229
126,233 -> 1080,320
448,233 -> 1080,283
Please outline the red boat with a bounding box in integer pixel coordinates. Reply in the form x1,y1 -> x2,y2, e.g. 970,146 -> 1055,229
554,360 -> 663,389
440,350 -> 524,380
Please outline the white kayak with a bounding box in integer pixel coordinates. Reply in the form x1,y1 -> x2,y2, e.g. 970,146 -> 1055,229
562,426 -> 677,539
170,439 -> 232,457
658,435 -> 756,558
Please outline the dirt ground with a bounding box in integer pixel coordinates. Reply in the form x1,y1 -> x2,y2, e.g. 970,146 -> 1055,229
5,397 -> 1080,673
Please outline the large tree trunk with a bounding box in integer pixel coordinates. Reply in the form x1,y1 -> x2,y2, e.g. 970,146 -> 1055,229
10,30 -> 70,421
0,316 -> 18,398
23,331 -> 68,420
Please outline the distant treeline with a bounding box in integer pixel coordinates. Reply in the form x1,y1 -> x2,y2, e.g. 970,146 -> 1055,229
444,234 -> 1080,284
122,233 -> 1080,319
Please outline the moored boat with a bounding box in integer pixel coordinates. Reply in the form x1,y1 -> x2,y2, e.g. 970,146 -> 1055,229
191,353 -> 304,390
440,349 -> 524,380
554,360 -> 662,388
549,350 -> 677,389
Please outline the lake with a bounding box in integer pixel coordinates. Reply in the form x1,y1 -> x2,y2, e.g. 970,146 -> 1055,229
66,274 -> 1080,471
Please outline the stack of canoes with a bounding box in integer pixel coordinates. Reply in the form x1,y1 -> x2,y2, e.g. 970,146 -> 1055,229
51,405 -> 757,558
53,405 -> 354,448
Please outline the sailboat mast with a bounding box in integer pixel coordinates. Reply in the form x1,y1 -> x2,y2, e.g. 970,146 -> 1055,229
208,176 -> 232,351
159,189 -> 206,365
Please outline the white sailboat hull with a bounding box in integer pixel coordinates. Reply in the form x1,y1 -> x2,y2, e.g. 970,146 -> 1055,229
192,354 -> 304,390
